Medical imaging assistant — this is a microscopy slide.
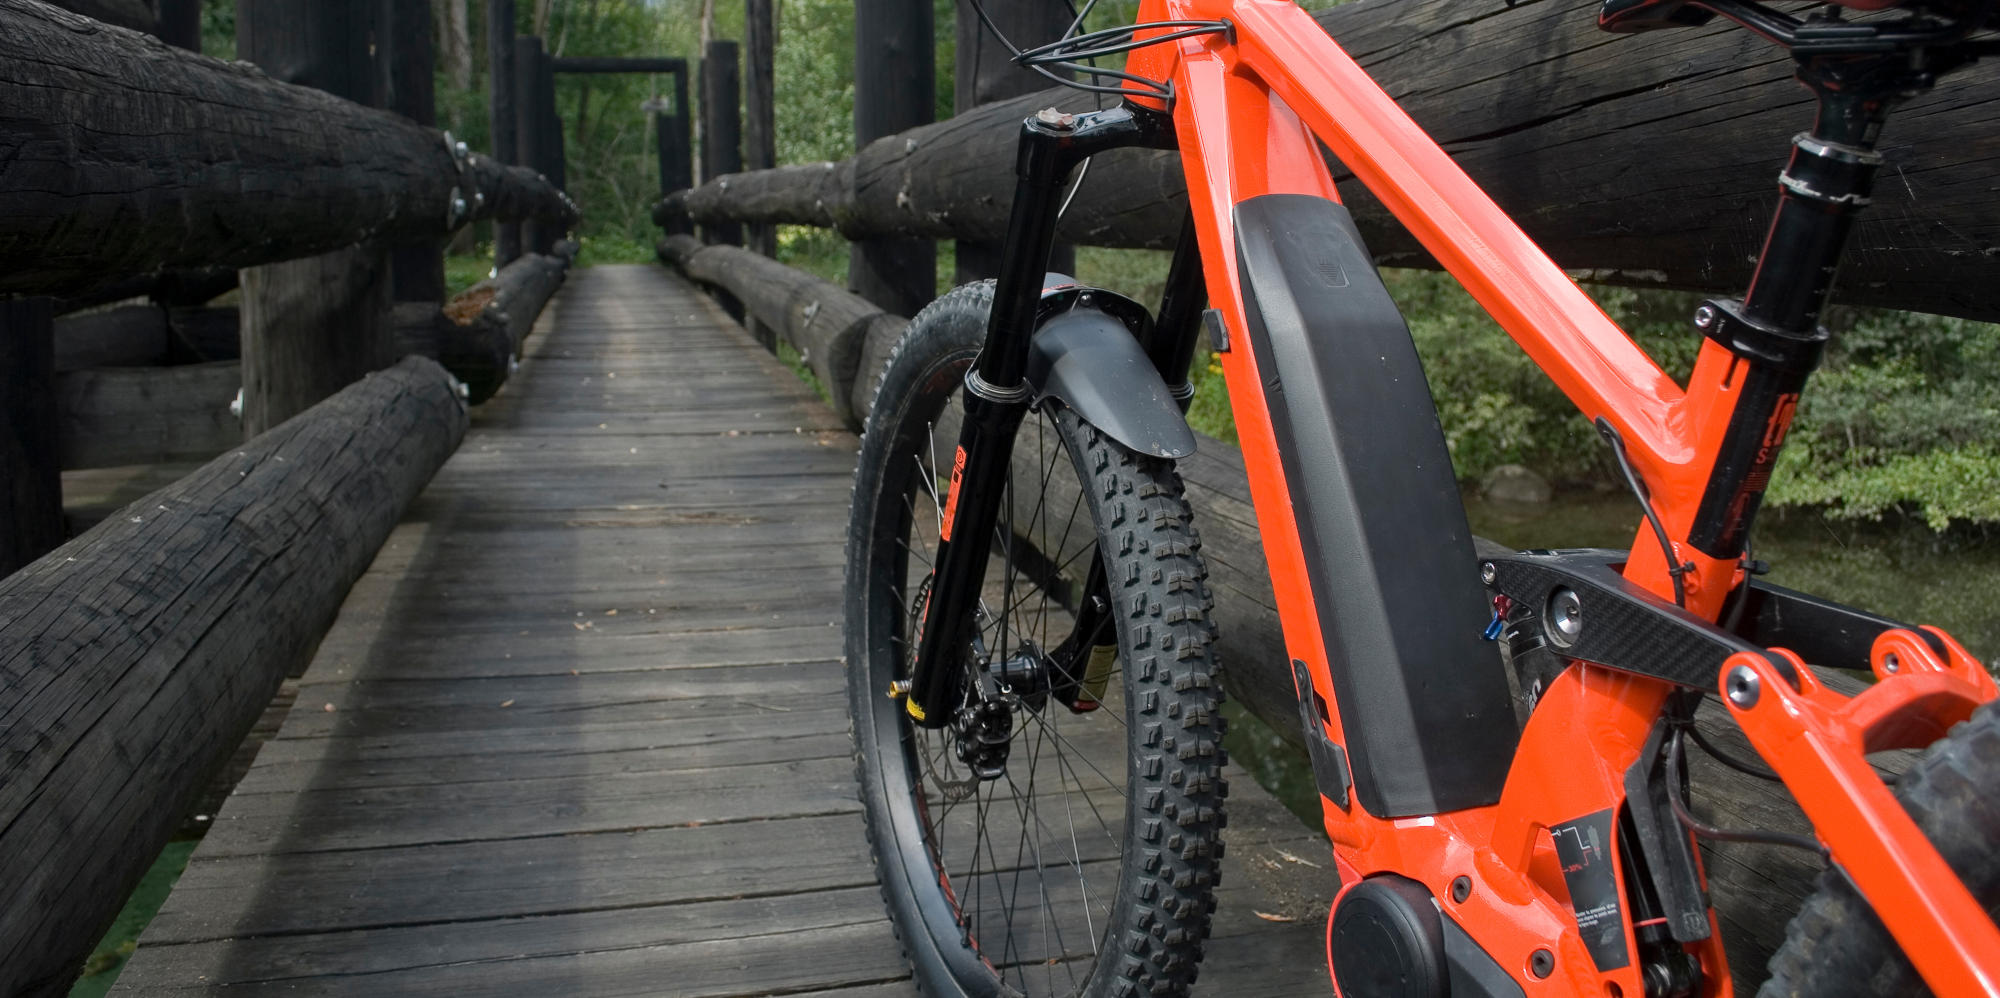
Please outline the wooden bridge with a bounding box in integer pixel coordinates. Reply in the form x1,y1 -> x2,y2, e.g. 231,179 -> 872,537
105,265 -> 1336,996
8,0 -> 1994,993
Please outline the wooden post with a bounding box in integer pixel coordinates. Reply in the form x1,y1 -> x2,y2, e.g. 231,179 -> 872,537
514,35 -> 554,254
742,0 -> 777,258
699,41 -> 744,248
381,0 -> 445,304
656,66 -> 694,235
153,0 -> 200,50
539,44 -> 565,194
0,297 -> 60,577
850,0 -> 934,315
954,1 -> 1072,285
699,41 -> 748,329
235,0 -> 393,437
489,0 -> 520,266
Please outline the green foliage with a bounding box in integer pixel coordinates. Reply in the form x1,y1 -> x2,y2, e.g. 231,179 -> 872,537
774,0 -> 856,165
1768,309 -> 2000,527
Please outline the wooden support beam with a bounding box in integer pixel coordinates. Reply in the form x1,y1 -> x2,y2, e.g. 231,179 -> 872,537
53,267 -> 238,316
379,0 -> 445,304
699,41 -> 745,249
153,0 -> 200,50
743,0 -> 777,260
0,297 -> 61,577
668,0 -> 2000,322
239,245 -> 392,436
53,305 -> 170,372
489,0 -> 520,267
0,0 -> 570,300
0,356 -> 465,998
849,0 -> 934,316
655,66 -> 695,235
515,35 -> 562,255
235,0 -> 393,438
56,361 -> 241,469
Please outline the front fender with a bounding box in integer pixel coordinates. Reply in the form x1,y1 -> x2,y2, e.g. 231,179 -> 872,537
1024,293 -> 1197,460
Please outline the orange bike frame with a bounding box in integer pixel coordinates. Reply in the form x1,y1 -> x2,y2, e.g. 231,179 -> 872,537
1123,1 -> 2000,994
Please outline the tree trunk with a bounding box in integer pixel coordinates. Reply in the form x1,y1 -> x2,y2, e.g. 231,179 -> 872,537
849,0 -> 935,316
0,297 -> 62,578
435,0 -> 472,90
668,0 -> 2000,322
0,356 -> 465,998
0,0 -> 567,299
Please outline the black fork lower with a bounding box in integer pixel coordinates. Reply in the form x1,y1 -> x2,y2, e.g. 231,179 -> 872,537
904,101 -> 1177,727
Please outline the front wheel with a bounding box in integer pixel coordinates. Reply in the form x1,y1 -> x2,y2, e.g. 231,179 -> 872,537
844,282 -> 1228,998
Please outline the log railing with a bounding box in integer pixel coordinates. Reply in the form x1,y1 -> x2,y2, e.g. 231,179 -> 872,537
656,0 -> 2000,323
0,4 -> 584,987
659,235 -> 1898,986
0,357 -> 468,998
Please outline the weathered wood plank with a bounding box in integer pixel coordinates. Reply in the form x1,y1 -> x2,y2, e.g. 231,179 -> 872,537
118,899 -> 909,997
0,356 -> 466,998
56,360 -> 239,469
141,814 -> 880,943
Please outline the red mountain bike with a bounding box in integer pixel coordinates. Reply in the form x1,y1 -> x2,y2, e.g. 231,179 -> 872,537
842,1 -> 2000,995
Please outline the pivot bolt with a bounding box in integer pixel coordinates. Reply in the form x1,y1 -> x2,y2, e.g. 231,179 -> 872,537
1530,949 -> 1555,979
1883,652 -> 1901,674
1694,304 -> 1717,329
1480,561 -> 1497,586
1545,588 -> 1583,648
1726,665 -> 1761,708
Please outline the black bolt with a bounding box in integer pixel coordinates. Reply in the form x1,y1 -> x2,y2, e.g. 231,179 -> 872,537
1530,948 -> 1555,979
1450,876 -> 1471,903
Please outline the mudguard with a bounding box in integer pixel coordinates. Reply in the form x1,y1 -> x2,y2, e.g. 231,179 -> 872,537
1023,283 -> 1196,460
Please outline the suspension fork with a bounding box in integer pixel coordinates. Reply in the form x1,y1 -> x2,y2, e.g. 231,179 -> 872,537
904,102 -> 1176,727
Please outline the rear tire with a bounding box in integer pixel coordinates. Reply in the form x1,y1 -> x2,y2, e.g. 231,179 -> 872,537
844,283 -> 1228,998
1759,698 -> 2000,997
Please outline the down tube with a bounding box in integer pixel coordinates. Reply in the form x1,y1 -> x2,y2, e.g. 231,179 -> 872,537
1149,18 -> 1731,998
1223,2 -> 1693,485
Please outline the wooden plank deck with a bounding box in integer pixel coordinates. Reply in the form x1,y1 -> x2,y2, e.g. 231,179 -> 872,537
113,265 -> 1338,997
